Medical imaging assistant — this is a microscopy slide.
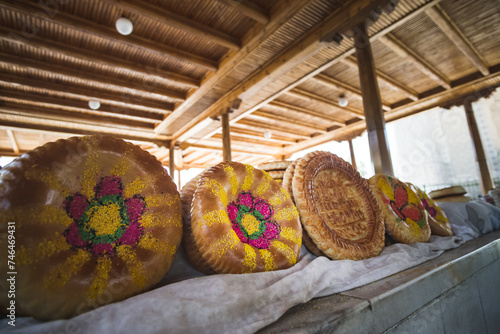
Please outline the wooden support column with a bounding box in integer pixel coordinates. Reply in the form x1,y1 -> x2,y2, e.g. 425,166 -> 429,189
221,109 -> 232,161
464,100 -> 494,194
169,142 -> 175,178
353,21 -> 394,176
348,139 -> 357,170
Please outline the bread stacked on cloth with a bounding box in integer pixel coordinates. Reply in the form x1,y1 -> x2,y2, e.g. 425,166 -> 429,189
284,151 -> 385,260
428,185 -> 471,203
180,161 -> 302,274
368,175 -> 431,244
0,135 -> 183,320
256,161 -> 293,186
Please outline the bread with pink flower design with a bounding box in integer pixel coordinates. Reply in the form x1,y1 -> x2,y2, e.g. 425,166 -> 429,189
0,135 -> 182,320
185,161 -> 302,274
368,174 -> 430,244
407,183 -> 453,237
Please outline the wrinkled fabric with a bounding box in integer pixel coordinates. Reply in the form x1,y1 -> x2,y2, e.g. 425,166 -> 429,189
3,201 -> 499,334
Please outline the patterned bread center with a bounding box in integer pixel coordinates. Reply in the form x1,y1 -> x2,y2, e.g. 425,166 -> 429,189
312,170 -> 369,240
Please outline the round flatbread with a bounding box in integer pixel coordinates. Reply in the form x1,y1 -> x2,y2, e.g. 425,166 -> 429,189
408,183 -> 453,237
257,161 -> 293,171
0,135 -> 182,320
180,173 -> 215,274
428,186 -> 467,199
190,161 -> 302,274
369,174 -> 430,244
293,151 -> 385,260
266,170 -> 285,179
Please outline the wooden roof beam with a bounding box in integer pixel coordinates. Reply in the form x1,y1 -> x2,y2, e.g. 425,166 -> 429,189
6,129 -> 19,154
342,57 -> 419,100
0,86 -> 163,122
165,0 -> 390,138
155,0 -> 318,135
0,73 -> 173,114
180,141 -> 280,157
378,33 -> 450,89
2,1 -> 217,71
425,5 -> 489,76
0,54 -> 186,102
310,74 -> 391,111
102,0 -> 240,50
0,29 -> 200,89
227,128 -> 298,144
216,0 -> 269,24
234,119 -> 312,139
286,88 -> 365,119
251,110 -> 328,133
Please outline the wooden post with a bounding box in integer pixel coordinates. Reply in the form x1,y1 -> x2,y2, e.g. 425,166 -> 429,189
177,169 -> 182,190
353,21 -> 394,176
222,108 -> 232,161
169,142 -> 175,178
464,100 -> 494,194
348,139 -> 357,170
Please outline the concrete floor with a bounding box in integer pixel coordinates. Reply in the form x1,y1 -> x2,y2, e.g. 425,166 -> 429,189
258,230 -> 500,334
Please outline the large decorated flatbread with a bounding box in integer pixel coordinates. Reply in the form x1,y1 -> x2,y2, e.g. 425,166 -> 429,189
189,161 -> 302,274
369,174 -> 430,244
0,135 -> 182,320
292,151 -> 385,260
407,183 -> 453,237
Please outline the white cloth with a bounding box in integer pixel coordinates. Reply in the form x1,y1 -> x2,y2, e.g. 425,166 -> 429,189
3,202 -> 499,334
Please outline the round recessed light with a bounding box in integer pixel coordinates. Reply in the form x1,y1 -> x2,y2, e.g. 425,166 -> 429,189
339,95 -> 348,107
88,99 -> 101,110
115,17 -> 133,36
264,130 -> 272,139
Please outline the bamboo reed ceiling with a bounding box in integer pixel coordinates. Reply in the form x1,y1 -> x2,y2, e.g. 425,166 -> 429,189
0,0 -> 499,169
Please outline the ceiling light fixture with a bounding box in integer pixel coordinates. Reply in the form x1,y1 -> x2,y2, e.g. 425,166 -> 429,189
115,17 -> 133,36
339,95 -> 348,107
88,99 -> 101,110
264,130 -> 272,139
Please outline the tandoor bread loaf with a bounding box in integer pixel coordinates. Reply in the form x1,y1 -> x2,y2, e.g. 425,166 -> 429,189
407,183 -> 453,237
292,151 -> 385,260
180,172 -> 215,274
0,135 -> 182,320
282,159 -> 326,257
190,161 -> 302,274
369,174 -> 430,244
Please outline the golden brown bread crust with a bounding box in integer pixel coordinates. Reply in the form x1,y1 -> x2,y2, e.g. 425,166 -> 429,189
266,170 -> 285,180
0,135 -> 182,320
257,161 -> 293,171
428,186 -> 467,199
282,160 -> 297,201
292,151 -> 385,260
407,183 -> 453,237
368,174 -> 430,244
190,161 -> 302,274
180,173 -> 215,274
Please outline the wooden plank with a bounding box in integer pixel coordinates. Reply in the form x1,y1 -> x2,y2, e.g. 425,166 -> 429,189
0,53 -> 186,102
6,129 -> 19,154
155,0 -> 317,134
342,57 -> 419,100
348,139 -> 357,170
0,28 -> 200,88
1,0 -> 217,71
169,143 -> 175,179
227,128 -> 298,144
354,21 -> 394,176
103,0 -> 240,50
167,0 -> 391,138
180,141 -> 280,157
464,100 -> 495,194
0,87 -> 163,122
235,119 -> 312,139
252,110 -> 327,133
286,88 -> 365,119
267,101 -> 346,126
221,110 -> 232,161
425,5 -> 489,76
0,73 -> 173,114
217,0 -> 269,23
378,33 -> 451,89
311,74 -> 391,111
